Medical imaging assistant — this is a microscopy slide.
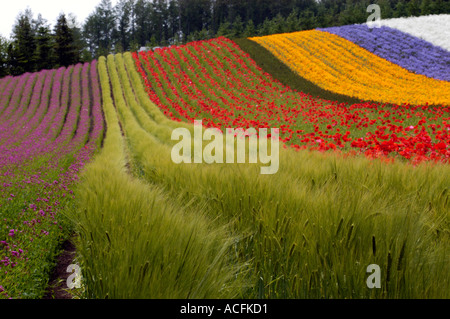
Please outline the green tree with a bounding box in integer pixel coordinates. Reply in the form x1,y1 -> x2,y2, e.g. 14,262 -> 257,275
285,9 -> 300,33
74,0 -> 449,52
6,43 -> 18,76
11,9 -> 37,74
299,9 -> 316,30
269,13 -> 286,35
232,15 -> 245,38
0,36 -> 10,77
134,0 -> 153,46
315,4 -> 333,28
243,19 -> 256,37
186,27 -> 212,42
259,17 -> 273,36
115,0 -> 133,52
407,0 -> 422,16
378,0 -> 393,19
153,0 -> 170,44
338,0 -> 366,26
147,35 -> 158,48
35,24 -> 55,70
394,0 -> 408,17
179,0 -> 213,39
420,0 -> 432,15
97,0 -> 117,53
83,0 -> 116,58
129,39 -> 140,52
54,13 -> 77,67
168,0 -> 181,43
83,13 -> 102,58
430,0 -> 449,14
67,13 -> 84,63
216,21 -> 233,38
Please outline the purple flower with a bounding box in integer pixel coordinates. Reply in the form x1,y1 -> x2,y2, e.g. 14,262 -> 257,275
317,25 -> 450,82
0,60 -> 104,298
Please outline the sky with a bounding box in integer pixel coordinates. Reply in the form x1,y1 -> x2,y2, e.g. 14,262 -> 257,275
0,0 -> 118,39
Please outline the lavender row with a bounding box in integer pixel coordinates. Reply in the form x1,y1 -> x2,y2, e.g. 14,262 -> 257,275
0,77 -> 19,121
0,73 -> 42,144
0,61 -> 103,170
0,60 -> 104,298
8,71 -> 48,140
0,76 -> 13,97
53,64 -> 83,150
19,66 -> 70,162
0,74 -> 34,159
0,65 -> 70,167
69,63 -> 93,149
318,24 -> 450,82
0,74 -> 30,125
5,74 -> 38,127
0,69 -> 61,168
11,70 -> 58,159
88,60 -> 104,145
0,70 -> 53,150
56,61 -> 103,155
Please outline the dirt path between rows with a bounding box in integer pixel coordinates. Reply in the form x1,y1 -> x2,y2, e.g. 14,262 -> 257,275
43,240 -> 77,299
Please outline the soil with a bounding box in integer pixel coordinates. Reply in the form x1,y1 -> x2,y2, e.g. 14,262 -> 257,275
43,239 -> 77,299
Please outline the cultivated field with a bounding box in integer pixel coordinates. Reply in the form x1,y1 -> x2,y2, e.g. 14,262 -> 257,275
0,15 -> 449,299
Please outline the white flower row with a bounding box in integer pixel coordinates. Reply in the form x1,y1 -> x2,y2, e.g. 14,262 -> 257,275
377,14 -> 450,52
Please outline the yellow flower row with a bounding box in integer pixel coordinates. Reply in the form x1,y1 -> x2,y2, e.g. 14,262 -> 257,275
250,30 -> 450,106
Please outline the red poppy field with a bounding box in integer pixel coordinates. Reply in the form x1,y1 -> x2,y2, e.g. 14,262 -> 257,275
133,37 -> 450,164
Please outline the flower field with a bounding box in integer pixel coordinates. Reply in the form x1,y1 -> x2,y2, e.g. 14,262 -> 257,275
379,14 -> 450,52
250,30 -> 450,106
72,53 -> 450,299
319,24 -> 450,82
0,62 -> 103,298
0,15 -> 449,300
133,37 -> 450,163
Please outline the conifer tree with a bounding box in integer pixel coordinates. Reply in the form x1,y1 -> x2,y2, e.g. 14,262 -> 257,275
35,24 -> 55,70
11,9 -> 37,74
54,13 -> 77,67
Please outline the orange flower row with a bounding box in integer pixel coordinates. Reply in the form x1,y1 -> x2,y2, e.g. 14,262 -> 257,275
250,30 -> 450,106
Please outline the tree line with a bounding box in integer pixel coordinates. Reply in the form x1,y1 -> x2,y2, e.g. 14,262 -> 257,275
1,0 -> 449,78
0,11 -> 85,77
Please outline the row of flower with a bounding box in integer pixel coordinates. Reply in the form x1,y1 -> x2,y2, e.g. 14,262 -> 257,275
318,24 -> 450,82
0,61 -> 103,298
378,14 -> 450,52
250,30 -> 450,106
133,37 -> 449,163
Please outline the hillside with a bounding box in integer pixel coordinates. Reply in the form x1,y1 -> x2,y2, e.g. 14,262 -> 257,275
0,15 -> 449,300
251,26 -> 450,106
